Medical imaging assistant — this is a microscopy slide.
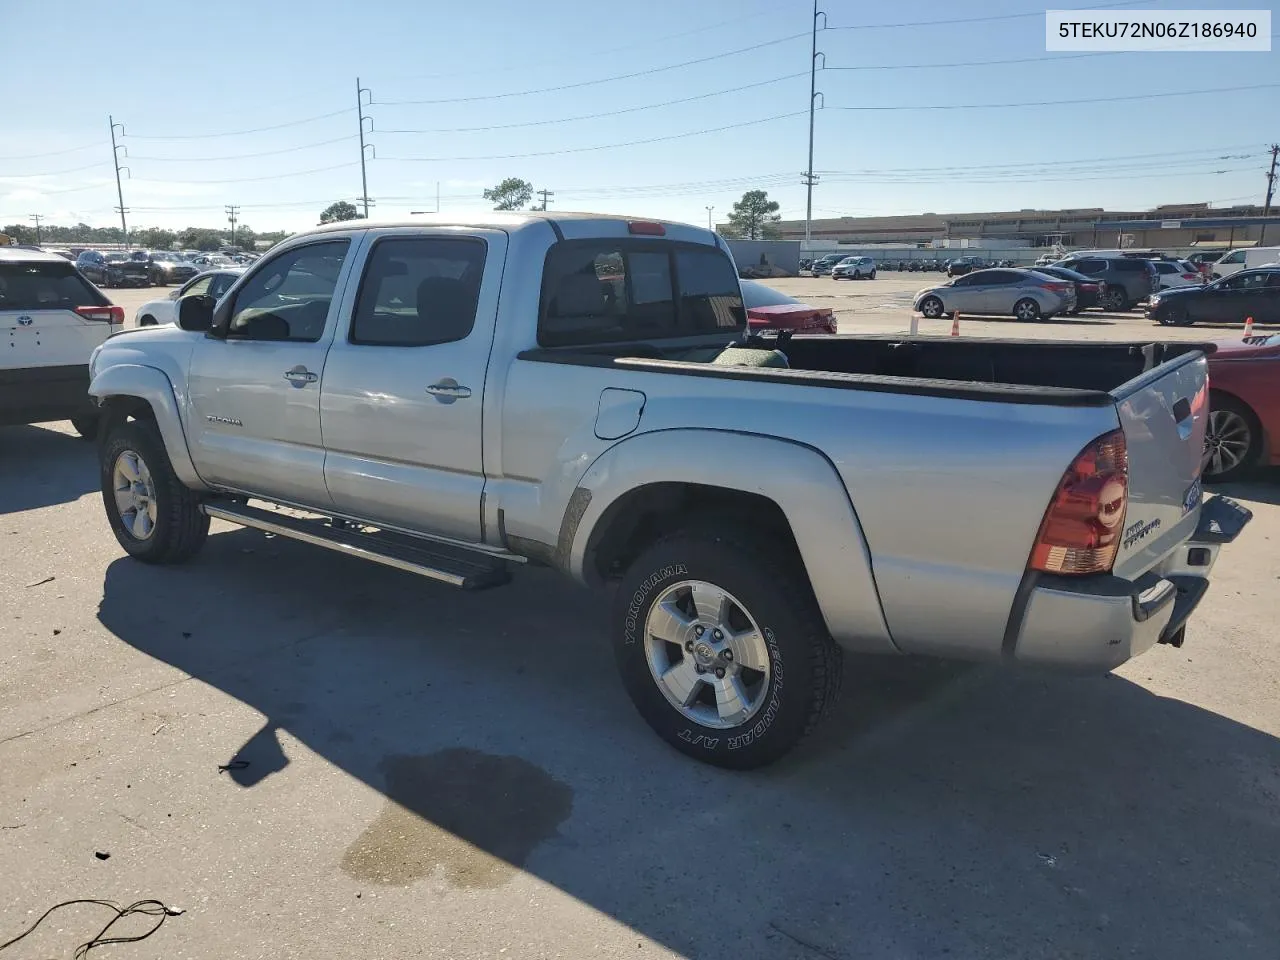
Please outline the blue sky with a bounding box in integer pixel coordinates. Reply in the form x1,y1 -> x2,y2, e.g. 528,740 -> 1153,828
2,0 -> 1276,232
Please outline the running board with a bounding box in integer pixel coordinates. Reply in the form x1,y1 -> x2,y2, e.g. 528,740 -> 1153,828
202,501 -> 511,590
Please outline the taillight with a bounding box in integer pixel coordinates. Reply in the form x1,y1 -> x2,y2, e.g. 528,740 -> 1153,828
1181,273 -> 1198,281
627,221 -> 665,236
76,305 -> 124,324
1029,429 -> 1128,576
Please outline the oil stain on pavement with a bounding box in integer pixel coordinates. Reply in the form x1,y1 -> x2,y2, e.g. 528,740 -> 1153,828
341,748 -> 573,889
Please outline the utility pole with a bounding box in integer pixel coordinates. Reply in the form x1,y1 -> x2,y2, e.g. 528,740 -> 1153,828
706,206 -> 715,231
225,205 -> 240,248
803,0 -> 826,242
109,116 -> 129,249
1260,143 -> 1278,245
537,188 -> 554,211
28,213 -> 42,245
356,78 -> 373,218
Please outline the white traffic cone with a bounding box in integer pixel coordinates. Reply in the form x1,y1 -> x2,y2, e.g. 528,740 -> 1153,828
950,311 -> 960,337
1244,315 -> 1254,338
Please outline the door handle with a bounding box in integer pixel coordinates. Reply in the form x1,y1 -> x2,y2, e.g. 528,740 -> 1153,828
283,365 -> 318,387
425,378 -> 472,403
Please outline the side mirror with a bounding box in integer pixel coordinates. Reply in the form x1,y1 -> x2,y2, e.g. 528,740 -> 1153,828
177,294 -> 215,332
168,289 -> 181,300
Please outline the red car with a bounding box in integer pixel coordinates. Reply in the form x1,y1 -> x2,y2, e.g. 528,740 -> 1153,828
741,279 -> 836,335
1203,332 -> 1280,481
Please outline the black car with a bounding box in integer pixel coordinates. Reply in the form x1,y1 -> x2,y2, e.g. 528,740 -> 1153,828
810,254 -> 844,277
946,256 -> 983,277
1053,254 -> 1156,310
75,250 -> 150,288
1146,267 -> 1280,326
134,250 -> 199,286
1033,265 -> 1107,313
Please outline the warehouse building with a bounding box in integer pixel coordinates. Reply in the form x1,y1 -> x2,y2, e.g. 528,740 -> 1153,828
773,201 -> 1274,251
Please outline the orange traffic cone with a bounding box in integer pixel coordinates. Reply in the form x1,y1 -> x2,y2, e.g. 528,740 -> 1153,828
950,311 -> 960,337
1244,315 -> 1255,338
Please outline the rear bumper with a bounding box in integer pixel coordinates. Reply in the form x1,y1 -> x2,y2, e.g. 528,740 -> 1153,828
1009,495 -> 1252,671
0,363 -> 94,426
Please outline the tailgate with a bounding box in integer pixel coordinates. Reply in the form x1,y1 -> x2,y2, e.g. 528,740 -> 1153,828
1110,351 -> 1208,580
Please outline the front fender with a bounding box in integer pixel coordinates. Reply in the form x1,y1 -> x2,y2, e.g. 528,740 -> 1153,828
89,363 -> 207,490
568,429 -> 897,655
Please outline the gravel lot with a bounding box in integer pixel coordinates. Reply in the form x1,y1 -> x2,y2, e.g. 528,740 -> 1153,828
2,278 -> 1278,959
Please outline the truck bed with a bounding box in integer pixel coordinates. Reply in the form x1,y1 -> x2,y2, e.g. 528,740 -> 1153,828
520,335 -> 1213,406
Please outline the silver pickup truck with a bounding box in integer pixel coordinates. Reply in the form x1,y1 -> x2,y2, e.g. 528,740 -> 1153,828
87,213 -> 1251,768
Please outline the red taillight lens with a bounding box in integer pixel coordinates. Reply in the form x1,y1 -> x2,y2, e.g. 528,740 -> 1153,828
76,305 -> 124,324
627,221 -> 666,236
1041,281 -> 1071,292
1029,429 -> 1128,575
1181,273 -> 1198,280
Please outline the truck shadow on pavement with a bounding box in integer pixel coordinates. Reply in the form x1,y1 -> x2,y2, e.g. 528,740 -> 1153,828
98,527 -> 1280,959
0,424 -> 98,515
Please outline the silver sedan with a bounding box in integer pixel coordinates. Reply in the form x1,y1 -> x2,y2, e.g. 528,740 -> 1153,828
913,268 -> 1077,322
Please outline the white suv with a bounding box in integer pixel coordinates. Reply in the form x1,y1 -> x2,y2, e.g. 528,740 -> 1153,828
831,256 -> 876,280
0,248 -> 122,437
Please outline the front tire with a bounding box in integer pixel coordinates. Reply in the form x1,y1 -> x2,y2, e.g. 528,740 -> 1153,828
100,418 -> 209,563
613,526 -> 842,769
919,296 -> 945,319
869,270 -> 876,280
140,314 -> 157,327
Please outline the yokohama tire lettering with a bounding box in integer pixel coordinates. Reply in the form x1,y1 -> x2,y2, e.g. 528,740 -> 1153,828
623,563 -> 688,644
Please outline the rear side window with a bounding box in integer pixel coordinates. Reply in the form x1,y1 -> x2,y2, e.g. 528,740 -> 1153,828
1072,259 -> 1106,275
539,241 -> 742,346
351,237 -> 486,346
1114,259 -> 1148,272
1154,261 -> 1177,274
0,261 -> 107,311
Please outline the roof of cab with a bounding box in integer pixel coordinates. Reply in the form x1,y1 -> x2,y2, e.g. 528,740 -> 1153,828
303,211 -> 711,237
0,247 -> 71,263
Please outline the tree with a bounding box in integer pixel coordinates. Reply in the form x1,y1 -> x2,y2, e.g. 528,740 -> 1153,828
132,227 -> 177,250
2,224 -> 34,244
178,227 -> 224,251
482,177 -> 533,211
725,190 -> 782,240
319,201 -> 360,224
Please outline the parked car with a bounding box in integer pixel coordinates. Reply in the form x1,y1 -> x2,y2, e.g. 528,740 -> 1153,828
897,260 -> 907,271
75,250 -> 148,288
0,247 -> 122,435
741,279 -> 836,334
1053,254 -> 1157,310
1034,254 -> 1059,267
128,268 -> 246,329
946,256 -> 983,277
84,212 -> 1248,768
906,261 -> 921,272
831,256 -> 876,280
1210,246 -> 1280,279
914,268 -> 1076,321
1146,267 -> 1280,327
1201,332 -> 1280,482
189,253 -> 236,270
1151,259 -> 1204,291
136,251 -> 200,286
810,254 -> 843,277
1033,265 -> 1107,313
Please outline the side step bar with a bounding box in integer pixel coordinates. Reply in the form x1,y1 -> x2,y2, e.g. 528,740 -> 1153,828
202,501 -> 511,590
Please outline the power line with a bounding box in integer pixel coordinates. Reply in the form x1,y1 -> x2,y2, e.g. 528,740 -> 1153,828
379,111 -> 806,162
123,108 -> 356,141
1,160 -> 110,178
126,134 -> 359,162
825,0 -> 1156,31
375,33 -> 808,106
828,82 -> 1280,112
132,161 -> 360,185
0,142 -> 101,161
821,145 -> 1264,175
378,73 -> 806,134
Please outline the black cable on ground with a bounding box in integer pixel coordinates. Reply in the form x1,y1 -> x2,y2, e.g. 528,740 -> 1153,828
0,898 -> 182,957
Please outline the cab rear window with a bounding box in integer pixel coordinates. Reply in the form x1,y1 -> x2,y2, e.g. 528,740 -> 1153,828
538,240 -> 744,347
0,261 -> 108,311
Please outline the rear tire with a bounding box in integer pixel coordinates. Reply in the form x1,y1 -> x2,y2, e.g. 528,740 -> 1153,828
1013,297 -> 1041,321
869,270 -> 876,280
140,314 -> 157,327
1101,288 -> 1127,311
613,526 -> 842,769
100,418 -> 209,564
1203,393 -> 1261,483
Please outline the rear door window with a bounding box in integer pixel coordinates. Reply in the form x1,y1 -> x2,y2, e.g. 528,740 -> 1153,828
350,237 -> 486,346
0,260 -> 108,311
1072,259 -> 1106,275
1114,259 -> 1148,273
